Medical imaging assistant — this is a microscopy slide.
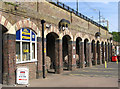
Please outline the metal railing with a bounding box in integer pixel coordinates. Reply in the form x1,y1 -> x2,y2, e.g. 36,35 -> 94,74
46,0 -> 108,30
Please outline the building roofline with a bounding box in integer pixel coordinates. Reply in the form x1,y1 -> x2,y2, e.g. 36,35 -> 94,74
46,0 -> 108,31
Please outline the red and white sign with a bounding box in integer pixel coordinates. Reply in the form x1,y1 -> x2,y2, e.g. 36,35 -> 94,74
17,67 -> 29,85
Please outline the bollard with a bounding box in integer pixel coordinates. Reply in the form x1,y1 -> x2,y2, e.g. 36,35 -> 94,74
105,61 -> 107,68
116,58 -> 118,64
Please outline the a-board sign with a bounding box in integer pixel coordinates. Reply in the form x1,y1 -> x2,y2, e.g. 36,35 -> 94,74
16,67 -> 29,85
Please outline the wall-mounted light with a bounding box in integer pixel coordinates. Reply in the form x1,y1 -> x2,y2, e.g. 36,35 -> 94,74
59,19 -> 70,31
95,32 -> 101,39
62,27 -> 65,31
110,37 -> 113,43
27,18 -> 30,21
110,37 -> 113,41
46,24 -> 51,29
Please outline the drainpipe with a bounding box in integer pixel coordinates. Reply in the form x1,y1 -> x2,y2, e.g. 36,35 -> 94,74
0,27 -> 2,84
41,20 -> 46,78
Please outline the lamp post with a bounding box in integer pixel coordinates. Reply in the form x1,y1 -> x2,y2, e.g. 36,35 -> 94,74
99,10 -> 101,25
94,9 -> 101,37
98,10 -> 101,32
101,19 -> 109,30
41,20 -> 46,78
76,0 -> 78,13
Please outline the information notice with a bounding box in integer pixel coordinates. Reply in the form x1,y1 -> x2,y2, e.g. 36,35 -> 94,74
17,67 -> 29,85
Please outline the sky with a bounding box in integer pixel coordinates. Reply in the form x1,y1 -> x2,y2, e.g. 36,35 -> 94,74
59,0 -> 118,32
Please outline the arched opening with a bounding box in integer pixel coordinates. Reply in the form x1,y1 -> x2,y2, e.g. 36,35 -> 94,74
96,41 -> 100,64
91,40 -> 95,65
46,32 -> 59,73
76,37 -> 82,68
0,24 -> 8,84
62,35 -> 71,70
84,39 -> 89,67
101,42 -> 104,64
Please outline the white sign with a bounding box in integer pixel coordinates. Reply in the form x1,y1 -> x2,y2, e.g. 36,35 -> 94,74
17,67 -> 29,85
73,55 -> 76,58
73,46 -> 75,50
117,46 -> 119,55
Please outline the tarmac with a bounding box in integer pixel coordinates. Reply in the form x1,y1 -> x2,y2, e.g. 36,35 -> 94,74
2,62 -> 119,88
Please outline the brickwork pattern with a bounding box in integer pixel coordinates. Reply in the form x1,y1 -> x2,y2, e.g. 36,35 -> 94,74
15,19 -> 40,35
36,37 -> 42,78
3,34 -> 16,85
0,15 -> 12,30
0,1 -> 114,85
16,62 -> 37,80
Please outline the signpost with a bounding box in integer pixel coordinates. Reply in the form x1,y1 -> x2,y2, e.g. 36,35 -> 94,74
17,67 -> 29,85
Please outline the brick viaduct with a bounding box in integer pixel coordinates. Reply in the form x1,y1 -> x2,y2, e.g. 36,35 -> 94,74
0,1 -> 113,85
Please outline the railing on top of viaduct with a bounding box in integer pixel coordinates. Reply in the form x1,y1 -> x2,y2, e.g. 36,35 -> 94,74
46,0 -> 108,31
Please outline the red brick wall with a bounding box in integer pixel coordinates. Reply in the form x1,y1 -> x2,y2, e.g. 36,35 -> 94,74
37,37 -> 42,78
3,34 -> 16,85
16,62 -> 37,80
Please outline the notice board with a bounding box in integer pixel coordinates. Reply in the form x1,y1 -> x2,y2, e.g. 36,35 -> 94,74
16,67 -> 29,85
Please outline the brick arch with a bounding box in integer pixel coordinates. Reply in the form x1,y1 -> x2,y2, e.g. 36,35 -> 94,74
96,40 -> 100,49
44,25 -> 60,38
0,15 -> 12,32
108,42 -> 110,45
104,40 -> 108,44
101,41 -> 105,45
96,39 -> 101,43
60,30 -> 73,41
83,34 -> 90,42
74,33 -> 83,42
90,36 -> 97,43
11,19 -> 41,37
107,39 -> 111,43
105,41 -> 107,45
91,39 -> 96,44
100,39 -> 106,44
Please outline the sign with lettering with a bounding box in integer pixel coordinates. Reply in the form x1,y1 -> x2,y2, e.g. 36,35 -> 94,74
22,28 -> 30,41
16,28 -> 36,41
17,67 -> 29,85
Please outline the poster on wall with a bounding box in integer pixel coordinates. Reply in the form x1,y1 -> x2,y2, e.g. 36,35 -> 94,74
16,67 -> 29,85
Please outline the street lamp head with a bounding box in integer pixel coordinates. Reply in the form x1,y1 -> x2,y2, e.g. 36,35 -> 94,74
95,32 -> 101,38
41,20 -> 46,24
59,19 -> 70,31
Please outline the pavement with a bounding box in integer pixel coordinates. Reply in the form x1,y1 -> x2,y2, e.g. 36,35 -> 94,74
2,62 -> 119,87
63,62 -> 118,78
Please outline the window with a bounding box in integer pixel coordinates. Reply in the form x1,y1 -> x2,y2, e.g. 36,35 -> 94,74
32,43 -> 35,59
16,42 -> 20,62
22,42 -> 30,61
16,28 -> 37,63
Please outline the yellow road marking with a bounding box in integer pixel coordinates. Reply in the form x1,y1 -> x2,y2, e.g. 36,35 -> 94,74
69,74 -> 117,78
